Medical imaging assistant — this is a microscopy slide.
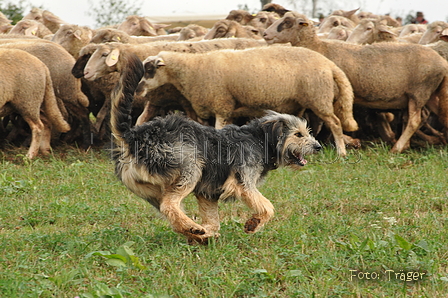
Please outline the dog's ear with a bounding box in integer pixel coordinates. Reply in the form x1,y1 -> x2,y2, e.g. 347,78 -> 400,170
262,119 -> 285,147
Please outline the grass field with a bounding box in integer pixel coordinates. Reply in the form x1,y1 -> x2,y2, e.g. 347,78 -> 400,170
0,143 -> 447,297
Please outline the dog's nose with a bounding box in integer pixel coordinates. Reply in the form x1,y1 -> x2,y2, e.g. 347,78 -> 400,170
314,144 -> 322,152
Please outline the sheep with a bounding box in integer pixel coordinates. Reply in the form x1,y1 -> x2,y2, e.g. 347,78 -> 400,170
318,15 -> 357,34
419,21 -> 448,45
90,28 -> 180,44
117,15 -> 169,36
22,8 -> 68,33
262,3 -> 290,17
399,24 -> 427,37
134,46 -> 359,156
427,30 -> 448,61
203,20 -> 263,39
9,19 -> 53,39
331,8 -> 360,24
0,11 -> 12,33
0,48 -> 70,158
346,19 -> 397,44
177,24 -> 208,41
248,11 -> 281,35
0,38 -> 91,148
326,25 -> 352,41
52,24 -> 94,59
74,38 -> 266,128
263,12 -> 448,153
225,9 -> 254,25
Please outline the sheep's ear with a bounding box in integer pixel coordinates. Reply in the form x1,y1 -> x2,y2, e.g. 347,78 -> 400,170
298,20 -> 309,27
106,49 -> 120,67
156,58 -> 165,67
225,26 -> 237,38
73,29 -> 82,40
24,24 -> 39,36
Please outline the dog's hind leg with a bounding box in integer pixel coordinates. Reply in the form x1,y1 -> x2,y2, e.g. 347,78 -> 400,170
160,186 -> 214,244
196,195 -> 220,236
240,188 -> 275,234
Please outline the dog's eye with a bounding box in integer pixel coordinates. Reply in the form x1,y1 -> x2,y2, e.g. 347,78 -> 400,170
295,132 -> 303,138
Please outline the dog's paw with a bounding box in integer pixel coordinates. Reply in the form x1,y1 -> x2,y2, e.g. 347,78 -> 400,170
189,227 -> 206,235
187,232 -> 220,246
244,217 -> 261,233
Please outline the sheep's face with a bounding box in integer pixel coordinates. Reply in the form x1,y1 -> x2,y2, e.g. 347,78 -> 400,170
263,13 -> 308,45
83,46 -> 119,80
346,20 -> 376,45
136,56 -> 168,97
419,22 -> 448,45
118,16 -> 158,36
204,20 -> 236,39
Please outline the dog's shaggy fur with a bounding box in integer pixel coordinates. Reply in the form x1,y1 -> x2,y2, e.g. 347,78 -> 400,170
110,52 -> 322,244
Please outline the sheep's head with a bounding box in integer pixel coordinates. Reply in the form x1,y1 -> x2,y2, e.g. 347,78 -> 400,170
419,21 -> 448,45
225,9 -> 254,25
263,12 -> 311,45
318,15 -> 356,33
136,55 -> 168,97
91,28 -> 129,43
118,15 -> 158,36
346,19 -> 396,45
83,44 -> 122,80
204,20 -> 239,39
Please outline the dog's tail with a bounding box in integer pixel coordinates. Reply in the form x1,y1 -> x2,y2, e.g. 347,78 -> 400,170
332,65 -> 358,132
110,52 -> 145,144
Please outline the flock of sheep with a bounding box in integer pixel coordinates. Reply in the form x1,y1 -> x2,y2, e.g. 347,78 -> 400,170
0,3 -> 448,159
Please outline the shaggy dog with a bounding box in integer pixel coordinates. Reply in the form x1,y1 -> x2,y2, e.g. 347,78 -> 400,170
111,53 -> 322,244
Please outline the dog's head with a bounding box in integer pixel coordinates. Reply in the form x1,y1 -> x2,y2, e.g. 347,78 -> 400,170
260,111 -> 321,168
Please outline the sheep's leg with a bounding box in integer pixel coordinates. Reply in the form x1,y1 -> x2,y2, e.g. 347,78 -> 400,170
240,188 -> 275,234
312,111 -> 347,156
160,185 -> 213,244
376,112 -> 396,143
215,115 -> 232,129
38,114 -> 52,155
23,117 -> 44,159
391,100 -> 422,153
196,194 -> 220,236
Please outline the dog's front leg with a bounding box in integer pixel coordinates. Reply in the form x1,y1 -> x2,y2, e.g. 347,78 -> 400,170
159,189 -> 213,244
240,188 -> 275,234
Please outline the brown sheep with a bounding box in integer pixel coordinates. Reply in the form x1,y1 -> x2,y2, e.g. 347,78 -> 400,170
225,9 -> 255,25
263,12 -> 448,153
204,20 -> 263,39
326,25 -> 352,41
74,38 -> 266,127
0,38 -> 91,148
346,19 -> 397,44
262,3 -> 290,17
90,28 -> 180,44
117,15 -> 169,36
9,19 -> 53,39
177,24 -> 208,41
135,47 -> 359,156
331,9 -> 360,24
22,8 -> 68,33
0,49 -> 70,158
52,24 -> 95,59
318,15 -> 357,34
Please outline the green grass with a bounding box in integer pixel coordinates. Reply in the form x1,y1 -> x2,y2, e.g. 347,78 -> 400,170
0,143 -> 447,297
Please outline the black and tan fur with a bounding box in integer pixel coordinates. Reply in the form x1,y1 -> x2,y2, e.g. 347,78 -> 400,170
111,52 -> 322,244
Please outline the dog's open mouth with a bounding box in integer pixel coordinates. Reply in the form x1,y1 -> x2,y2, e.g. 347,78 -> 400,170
293,151 -> 307,166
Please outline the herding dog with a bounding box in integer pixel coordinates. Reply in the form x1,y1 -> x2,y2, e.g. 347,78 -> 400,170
111,52 -> 322,244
